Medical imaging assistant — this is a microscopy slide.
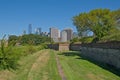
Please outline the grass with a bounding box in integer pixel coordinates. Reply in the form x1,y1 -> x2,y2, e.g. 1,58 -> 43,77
0,49 -> 61,80
58,51 -> 120,80
0,49 -> 120,80
43,50 -> 61,80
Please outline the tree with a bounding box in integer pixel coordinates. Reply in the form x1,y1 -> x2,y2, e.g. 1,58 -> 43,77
112,9 -> 120,29
8,35 -> 18,46
73,9 -> 118,42
73,13 -> 90,37
19,34 -> 51,45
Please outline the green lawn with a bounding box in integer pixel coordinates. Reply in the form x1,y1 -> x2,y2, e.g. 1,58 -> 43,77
0,50 -> 120,80
58,51 -> 120,80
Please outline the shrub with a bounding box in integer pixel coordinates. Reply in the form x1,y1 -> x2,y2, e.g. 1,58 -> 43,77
80,37 -> 94,43
37,43 -> 48,50
0,36 -> 18,70
70,37 -> 80,43
25,45 -> 37,54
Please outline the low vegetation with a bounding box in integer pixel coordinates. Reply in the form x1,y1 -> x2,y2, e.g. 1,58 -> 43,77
0,38 -> 48,70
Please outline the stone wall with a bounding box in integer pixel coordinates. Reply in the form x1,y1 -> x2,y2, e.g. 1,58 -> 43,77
70,44 -> 81,51
49,41 -> 120,69
48,43 -> 69,51
59,44 -> 69,51
81,47 -> 120,69
70,41 -> 120,69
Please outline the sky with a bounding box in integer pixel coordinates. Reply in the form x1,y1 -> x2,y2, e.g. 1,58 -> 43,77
0,0 -> 120,39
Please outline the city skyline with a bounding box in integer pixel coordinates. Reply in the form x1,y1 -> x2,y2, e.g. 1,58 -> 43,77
0,0 -> 120,39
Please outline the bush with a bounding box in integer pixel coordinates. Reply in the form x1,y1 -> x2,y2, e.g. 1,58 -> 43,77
0,36 -> 18,70
70,37 -> 80,43
80,37 -> 94,43
25,45 -> 37,54
37,43 -> 48,50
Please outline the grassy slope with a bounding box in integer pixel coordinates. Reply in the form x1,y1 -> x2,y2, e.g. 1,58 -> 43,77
14,49 -> 61,80
58,51 -> 120,80
0,49 -> 61,80
1,50 -> 120,80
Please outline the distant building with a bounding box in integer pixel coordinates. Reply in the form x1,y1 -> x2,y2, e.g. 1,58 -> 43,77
61,30 -> 67,42
50,27 -> 60,42
41,32 -> 48,36
47,32 -> 50,37
28,24 -> 32,34
35,28 -> 41,35
23,30 -> 26,35
64,28 -> 73,41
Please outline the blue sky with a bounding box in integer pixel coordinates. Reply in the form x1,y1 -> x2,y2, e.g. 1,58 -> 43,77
0,0 -> 120,39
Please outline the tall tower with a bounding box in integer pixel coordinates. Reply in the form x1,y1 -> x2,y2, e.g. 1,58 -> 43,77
28,24 -> 32,34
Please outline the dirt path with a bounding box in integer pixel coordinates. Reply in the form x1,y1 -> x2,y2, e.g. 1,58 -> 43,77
56,54 -> 67,80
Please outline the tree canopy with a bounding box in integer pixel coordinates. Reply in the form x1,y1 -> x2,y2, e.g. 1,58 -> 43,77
8,34 -> 52,45
73,9 -> 119,41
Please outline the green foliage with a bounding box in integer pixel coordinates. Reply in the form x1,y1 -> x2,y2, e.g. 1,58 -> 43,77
8,35 -> 18,46
70,37 -> 94,43
73,9 -> 119,42
20,34 -> 51,45
80,37 -> 94,43
70,37 -> 80,43
0,34 -> 50,70
112,9 -> 120,21
73,13 -> 90,37
25,45 -> 37,54
37,43 -> 48,50
0,36 -> 18,70
8,34 -> 52,45
100,31 -> 120,42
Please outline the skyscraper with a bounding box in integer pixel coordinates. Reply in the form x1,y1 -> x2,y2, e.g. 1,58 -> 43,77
28,24 -> 32,34
50,27 -> 60,42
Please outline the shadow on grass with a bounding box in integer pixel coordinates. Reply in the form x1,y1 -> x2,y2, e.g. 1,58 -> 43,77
58,51 -> 120,77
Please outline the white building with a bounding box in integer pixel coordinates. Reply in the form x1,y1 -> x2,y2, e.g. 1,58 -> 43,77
64,28 -> 73,41
61,30 -> 67,42
50,27 -> 60,42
